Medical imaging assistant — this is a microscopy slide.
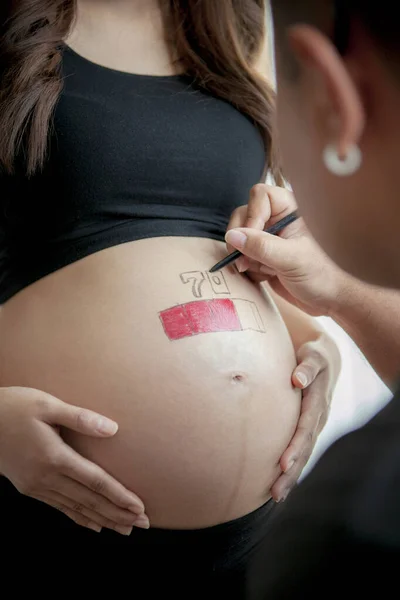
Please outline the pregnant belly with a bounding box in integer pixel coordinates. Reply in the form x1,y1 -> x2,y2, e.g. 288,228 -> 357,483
0,237 -> 301,528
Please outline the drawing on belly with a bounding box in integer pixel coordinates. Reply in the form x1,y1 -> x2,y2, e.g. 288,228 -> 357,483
159,298 -> 265,341
180,270 -> 230,298
180,271 -> 206,298
206,271 -> 230,295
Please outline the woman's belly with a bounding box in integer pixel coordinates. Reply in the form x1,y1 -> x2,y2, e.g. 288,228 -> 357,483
0,237 -> 301,528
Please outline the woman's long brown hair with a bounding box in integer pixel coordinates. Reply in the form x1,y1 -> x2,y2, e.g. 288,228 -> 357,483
0,0 -> 283,184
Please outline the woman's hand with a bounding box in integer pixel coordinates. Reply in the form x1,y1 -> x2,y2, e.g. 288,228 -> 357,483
0,386 -> 149,534
272,334 -> 340,502
225,184 -> 349,317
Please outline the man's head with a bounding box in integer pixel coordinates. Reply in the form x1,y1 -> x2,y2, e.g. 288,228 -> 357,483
270,0 -> 400,287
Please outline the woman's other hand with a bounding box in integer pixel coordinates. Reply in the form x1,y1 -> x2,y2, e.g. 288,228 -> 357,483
0,386 -> 149,534
272,334 -> 340,502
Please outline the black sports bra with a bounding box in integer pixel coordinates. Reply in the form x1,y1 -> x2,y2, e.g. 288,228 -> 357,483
0,45 -> 266,304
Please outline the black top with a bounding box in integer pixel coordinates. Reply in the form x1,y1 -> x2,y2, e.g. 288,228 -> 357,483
249,384 -> 400,598
0,46 -> 265,304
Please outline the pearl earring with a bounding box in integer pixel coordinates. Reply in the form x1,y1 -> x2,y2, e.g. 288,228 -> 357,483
323,144 -> 362,177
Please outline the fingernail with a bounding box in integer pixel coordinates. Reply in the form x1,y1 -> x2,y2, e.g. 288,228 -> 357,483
278,490 -> 290,503
134,515 -> 150,530
225,230 -> 247,250
87,522 -> 102,533
96,417 -> 118,435
236,259 -> 246,273
295,372 -> 308,387
115,525 -> 133,536
285,460 -> 295,473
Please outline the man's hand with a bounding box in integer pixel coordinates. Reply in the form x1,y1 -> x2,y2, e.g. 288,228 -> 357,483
225,184 -> 350,317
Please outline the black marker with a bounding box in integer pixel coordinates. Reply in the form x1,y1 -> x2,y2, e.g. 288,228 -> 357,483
209,210 -> 299,273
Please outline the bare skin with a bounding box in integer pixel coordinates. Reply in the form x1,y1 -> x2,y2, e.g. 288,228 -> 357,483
0,237 -> 301,528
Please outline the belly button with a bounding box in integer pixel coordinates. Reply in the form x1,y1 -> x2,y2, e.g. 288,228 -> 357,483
231,373 -> 247,385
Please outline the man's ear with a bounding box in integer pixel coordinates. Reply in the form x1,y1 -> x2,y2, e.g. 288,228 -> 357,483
287,24 -> 365,156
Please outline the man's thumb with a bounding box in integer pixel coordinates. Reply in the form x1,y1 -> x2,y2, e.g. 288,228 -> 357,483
225,228 -> 296,273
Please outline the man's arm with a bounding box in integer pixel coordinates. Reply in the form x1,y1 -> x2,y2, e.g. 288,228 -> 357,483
331,276 -> 400,389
